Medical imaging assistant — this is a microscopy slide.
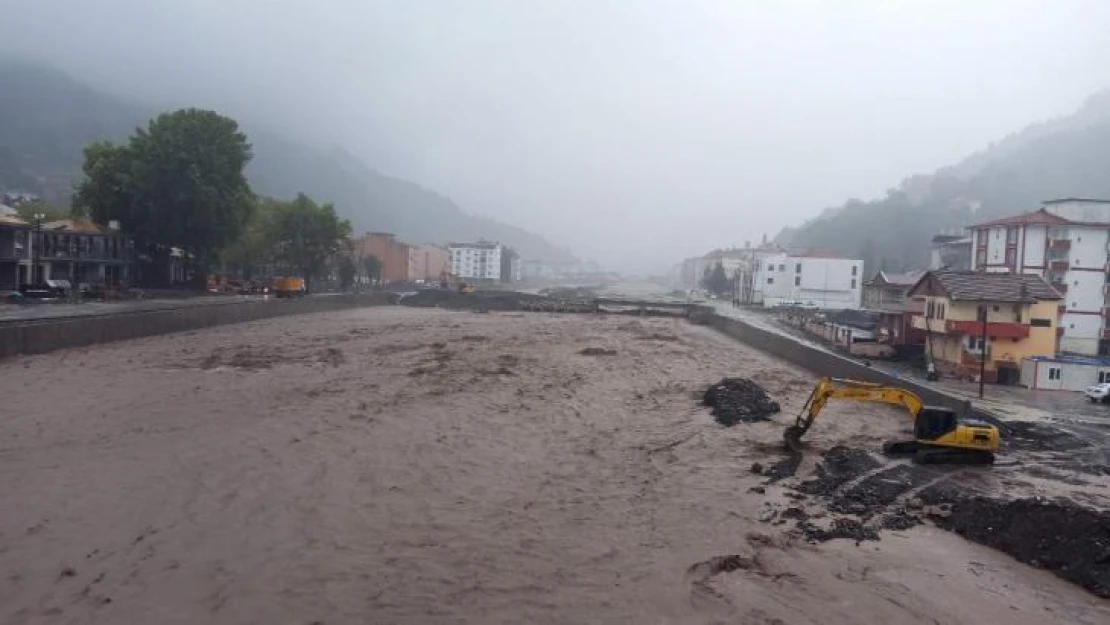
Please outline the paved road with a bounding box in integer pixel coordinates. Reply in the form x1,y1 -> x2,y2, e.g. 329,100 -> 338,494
0,292 -> 358,324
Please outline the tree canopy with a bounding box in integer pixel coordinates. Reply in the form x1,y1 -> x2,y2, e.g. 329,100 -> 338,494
74,108 -> 254,276
262,193 -> 352,286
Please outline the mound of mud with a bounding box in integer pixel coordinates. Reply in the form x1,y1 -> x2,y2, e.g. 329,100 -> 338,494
794,446 -> 883,495
702,378 -> 781,427
929,496 -> 1110,598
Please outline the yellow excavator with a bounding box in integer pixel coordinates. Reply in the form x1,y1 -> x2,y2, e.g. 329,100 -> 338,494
783,377 -> 1000,465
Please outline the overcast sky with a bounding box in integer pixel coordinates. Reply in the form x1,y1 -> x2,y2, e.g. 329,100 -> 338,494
4,0 -> 1110,271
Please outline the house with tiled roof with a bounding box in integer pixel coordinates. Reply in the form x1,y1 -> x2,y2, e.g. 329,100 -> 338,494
967,198 -> 1110,356
861,269 -> 927,353
908,270 -> 1062,384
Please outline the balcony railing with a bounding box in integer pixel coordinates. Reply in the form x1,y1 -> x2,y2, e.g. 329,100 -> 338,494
945,319 -> 1030,339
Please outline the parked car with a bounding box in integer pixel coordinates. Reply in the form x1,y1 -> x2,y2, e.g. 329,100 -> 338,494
1083,382 -> 1110,403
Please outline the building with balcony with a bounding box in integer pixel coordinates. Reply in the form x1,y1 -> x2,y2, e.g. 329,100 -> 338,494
908,270 -> 1062,384
929,234 -> 972,270
967,198 -> 1110,355
37,219 -> 134,286
862,270 -> 926,354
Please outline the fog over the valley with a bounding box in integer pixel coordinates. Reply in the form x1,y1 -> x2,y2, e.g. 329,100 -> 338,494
4,0 -> 1110,271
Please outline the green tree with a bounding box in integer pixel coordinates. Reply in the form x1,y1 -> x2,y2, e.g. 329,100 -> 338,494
12,198 -> 67,222
265,193 -> 352,288
337,254 -> 357,291
361,254 -> 382,285
75,108 -> 254,283
220,199 -> 273,278
700,262 -> 731,296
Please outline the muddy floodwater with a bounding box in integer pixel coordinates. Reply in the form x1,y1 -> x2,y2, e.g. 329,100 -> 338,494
1,307 -> 1107,624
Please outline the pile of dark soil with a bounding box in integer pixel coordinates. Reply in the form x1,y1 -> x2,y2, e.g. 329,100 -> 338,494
929,496 -> 1110,598
827,464 -> 938,519
794,446 -> 882,496
702,378 -> 781,427
796,517 -> 879,544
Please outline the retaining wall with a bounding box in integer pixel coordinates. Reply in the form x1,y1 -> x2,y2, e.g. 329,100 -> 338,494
0,293 -> 395,360
702,311 -> 994,422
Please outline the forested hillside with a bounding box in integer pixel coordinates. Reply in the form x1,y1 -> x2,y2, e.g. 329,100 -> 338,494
0,60 -> 573,262
777,91 -> 1110,272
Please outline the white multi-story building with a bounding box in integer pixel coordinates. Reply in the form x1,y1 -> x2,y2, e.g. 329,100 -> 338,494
967,198 -> 1110,355
744,253 -> 864,309
448,241 -> 503,282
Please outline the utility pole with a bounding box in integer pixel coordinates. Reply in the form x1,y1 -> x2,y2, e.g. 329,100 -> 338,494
32,212 -> 45,285
979,304 -> 988,399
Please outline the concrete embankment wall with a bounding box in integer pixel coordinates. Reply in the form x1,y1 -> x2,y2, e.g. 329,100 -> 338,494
0,293 -> 395,360
701,310 -> 987,420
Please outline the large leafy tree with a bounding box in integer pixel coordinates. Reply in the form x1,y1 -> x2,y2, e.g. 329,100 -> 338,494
264,193 -> 351,288
75,108 -> 254,281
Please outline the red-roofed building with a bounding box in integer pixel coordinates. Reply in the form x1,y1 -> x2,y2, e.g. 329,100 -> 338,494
968,198 -> 1110,355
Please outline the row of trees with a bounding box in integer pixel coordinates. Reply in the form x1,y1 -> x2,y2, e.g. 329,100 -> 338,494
72,108 -> 366,288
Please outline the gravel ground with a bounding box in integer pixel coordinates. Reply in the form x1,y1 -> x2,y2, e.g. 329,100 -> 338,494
1,307 -> 1107,625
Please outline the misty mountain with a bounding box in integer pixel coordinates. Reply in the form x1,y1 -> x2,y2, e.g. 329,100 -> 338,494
0,60 -> 573,262
777,91 -> 1110,272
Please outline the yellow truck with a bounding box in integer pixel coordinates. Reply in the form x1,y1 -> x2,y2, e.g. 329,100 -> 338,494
272,276 -> 307,298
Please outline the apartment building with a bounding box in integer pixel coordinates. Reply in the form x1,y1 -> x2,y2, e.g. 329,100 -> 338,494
909,271 -> 1061,384
448,241 -> 503,283
742,252 -> 864,309
408,244 -> 449,282
352,232 -> 411,283
967,198 -> 1110,355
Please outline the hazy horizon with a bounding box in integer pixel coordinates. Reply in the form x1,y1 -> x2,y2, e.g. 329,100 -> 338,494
4,0 -> 1110,272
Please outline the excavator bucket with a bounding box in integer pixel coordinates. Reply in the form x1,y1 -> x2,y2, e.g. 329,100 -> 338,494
783,425 -> 806,453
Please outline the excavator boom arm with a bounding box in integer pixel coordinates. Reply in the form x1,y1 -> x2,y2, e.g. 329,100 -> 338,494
786,377 -> 923,448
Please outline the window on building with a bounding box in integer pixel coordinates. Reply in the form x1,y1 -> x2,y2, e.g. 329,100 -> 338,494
1007,227 -> 1018,243
1030,318 -> 1051,327
851,265 -> 858,276
778,264 -> 785,272
1099,371 -> 1110,384
976,249 -> 986,267
795,263 -> 802,274
767,265 -> 774,272
851,278 -> 857,289
767,277 -> 774,284
938,303 -> 946,319
794,276 -> 801,286
1005,248 -> 1016,265
1048,367 -> 1062,381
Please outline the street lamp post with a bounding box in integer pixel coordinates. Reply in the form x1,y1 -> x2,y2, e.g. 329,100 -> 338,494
978,304 -> 988,399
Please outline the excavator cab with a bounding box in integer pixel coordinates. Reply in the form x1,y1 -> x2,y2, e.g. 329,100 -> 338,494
785,377 -> 999,465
